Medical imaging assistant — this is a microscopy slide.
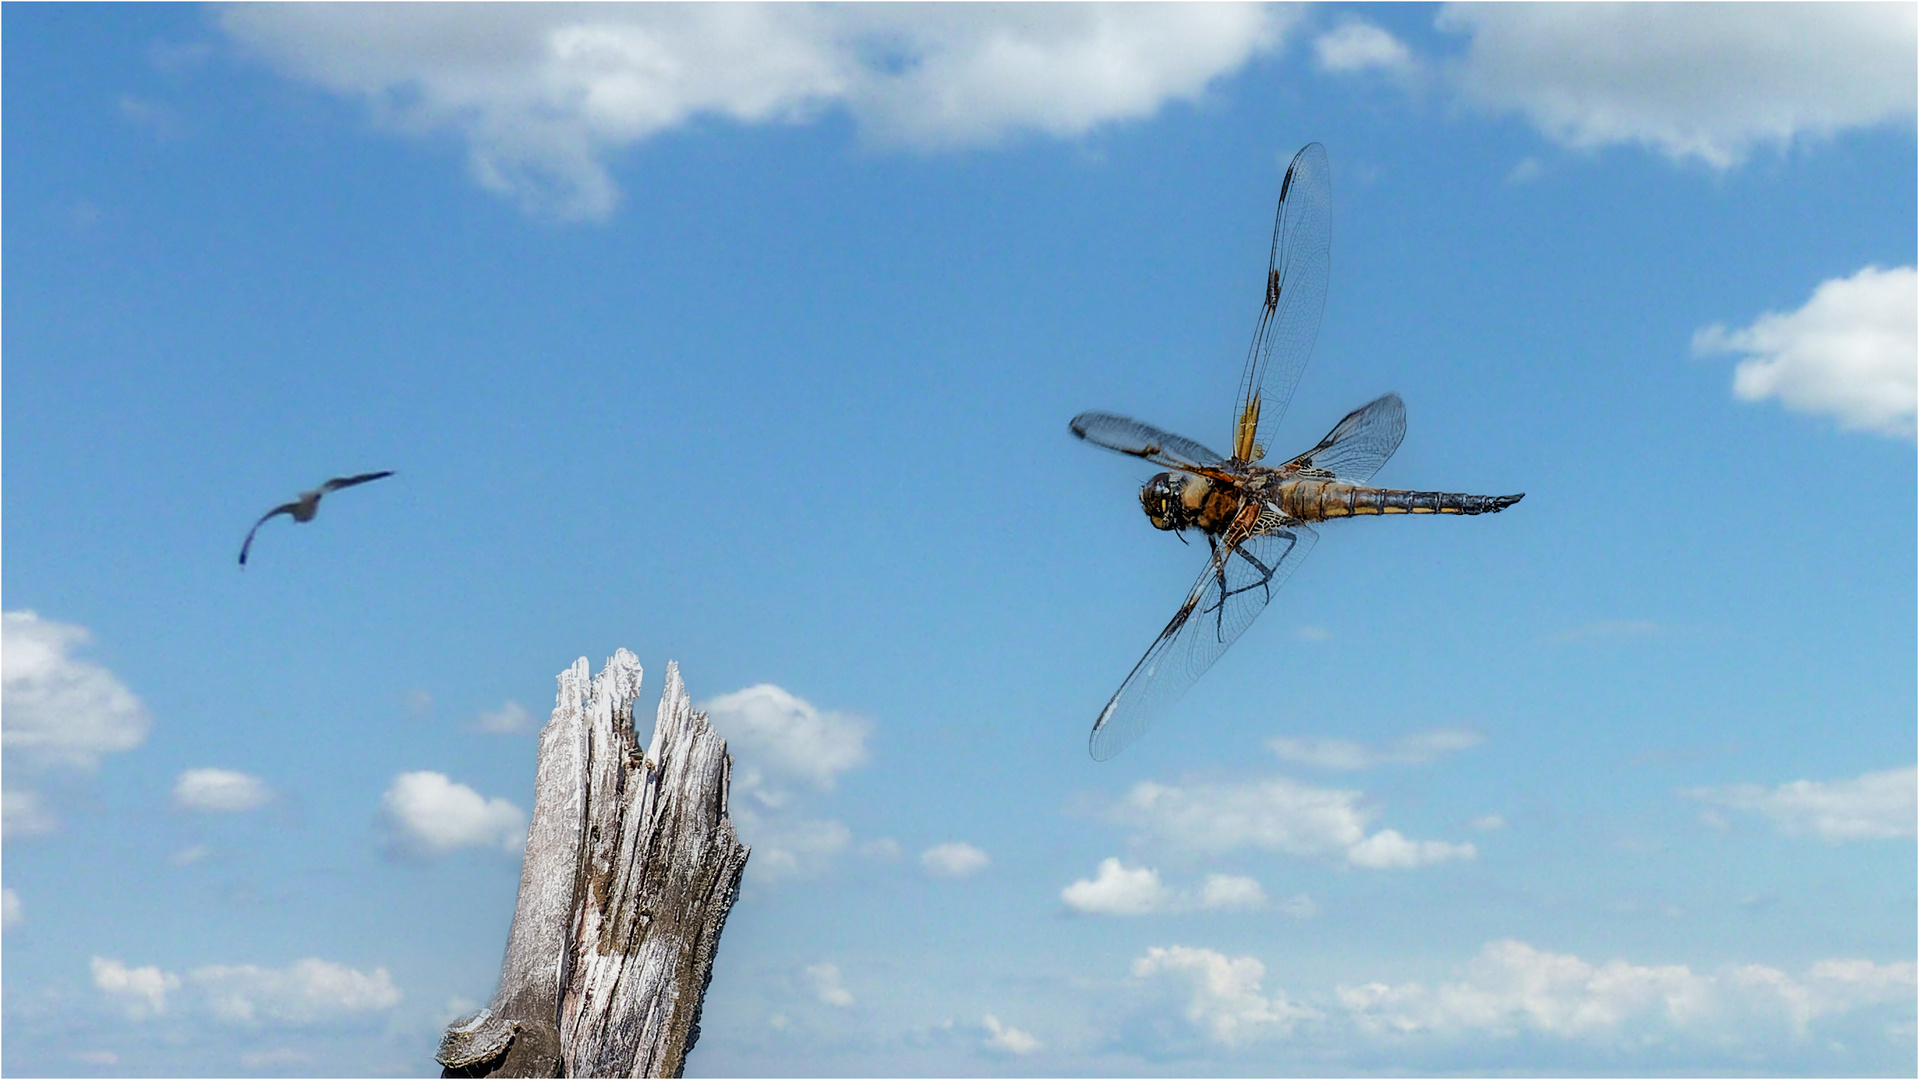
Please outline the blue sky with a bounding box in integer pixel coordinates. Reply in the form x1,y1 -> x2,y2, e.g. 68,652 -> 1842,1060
3,4 -> 1915,1076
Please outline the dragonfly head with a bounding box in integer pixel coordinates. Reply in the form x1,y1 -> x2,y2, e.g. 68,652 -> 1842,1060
1140,471 -> 1205,531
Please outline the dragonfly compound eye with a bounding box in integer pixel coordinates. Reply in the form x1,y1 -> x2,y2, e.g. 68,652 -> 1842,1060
1140,473 -> 1188,531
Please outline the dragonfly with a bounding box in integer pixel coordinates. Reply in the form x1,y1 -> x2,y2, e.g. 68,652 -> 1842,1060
1069,143 -> 1522,761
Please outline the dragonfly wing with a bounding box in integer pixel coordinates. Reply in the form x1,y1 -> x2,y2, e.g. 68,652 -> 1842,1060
1070,412 -> 1228,471
1232,142 -> 1331,461
1282,392 -> 1406,484
1088,520 -> 1319,760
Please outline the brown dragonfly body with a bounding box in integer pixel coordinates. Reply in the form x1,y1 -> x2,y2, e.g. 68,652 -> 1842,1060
1069,142 -> 1523,761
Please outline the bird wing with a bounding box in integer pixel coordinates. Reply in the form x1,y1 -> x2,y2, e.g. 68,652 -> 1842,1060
320,470 -> 396,493
238,503 -> 301,566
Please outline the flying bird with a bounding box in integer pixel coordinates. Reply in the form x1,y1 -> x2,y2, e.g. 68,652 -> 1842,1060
238,471 -> 395,567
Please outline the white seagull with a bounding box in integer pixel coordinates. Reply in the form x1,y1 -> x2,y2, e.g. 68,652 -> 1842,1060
239,471 -> 395,567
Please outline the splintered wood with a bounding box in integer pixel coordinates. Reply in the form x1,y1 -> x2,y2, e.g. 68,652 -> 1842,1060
438,652 -> 750,1079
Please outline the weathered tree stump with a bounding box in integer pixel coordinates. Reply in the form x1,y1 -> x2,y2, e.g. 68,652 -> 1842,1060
438,651 -> 750,1078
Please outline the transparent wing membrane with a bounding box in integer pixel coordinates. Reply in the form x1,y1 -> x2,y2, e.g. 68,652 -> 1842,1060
1282,392 -> 1406,484
1232,143 -> 1331,461
1088,520 -> 1319,761
1069,411 -> 1228,471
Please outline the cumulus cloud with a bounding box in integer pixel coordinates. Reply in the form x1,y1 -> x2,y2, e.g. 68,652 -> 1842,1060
218,4 -> 1293,219
93,958 -> 181,1019
1063,858 -> 1174,915
1268,728 -> 1483,770
982,1013 -> 1042,1055
1339,939 -> 1915,1042
804,962 -> 854,1007
94,955 -> 400,1025
380,771 -> 526,857
1694,265 -> 1917,438
1133,945 -> 1319,1046
1438,4 -> 1917,168
1314,21 -> 1413,75
704,683 -> 869,802
2,610 -> 149,771
1061,859 -> 1273,915
1116,777 -> 1476,869
1689,767 -> 1916,842
473,700 -> 536,734
3,887 -> 22,930
3,611 -> 151,838
699,682 -> 878,883
920,841 -> 989,879
172,768 -> 273,813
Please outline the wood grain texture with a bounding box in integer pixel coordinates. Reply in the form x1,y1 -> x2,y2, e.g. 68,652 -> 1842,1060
438,652 -> 749,1079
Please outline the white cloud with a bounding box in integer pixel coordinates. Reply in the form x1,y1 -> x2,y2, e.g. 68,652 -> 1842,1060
737,811 -> 851,881
1061,859 -> 1273,915
3,887 -> 22,930
920,841 -> 989,879
72,1050 -> 119,1066
704,683 -> 870,800
1268,728 -> 1483,769
1197,873 -> 1268,911
1116,776 -> 1475,870
804,962 -> 854,1007
218,4 -> 1293,219
1346,828 -> 1477,870
1689,767 -> 1916,842
1438,4 -> 1917,168
1694,265 -> 1917,439
1314,21 -> 1413,74
473,700 -> 536,734
1339,939 -> 1915,1042
1062,858 -> 1174,915
2,610 -> 149,771
93,957 -> 181,1019
172,768 -> 273,813
1470,814 -> 1507,832
192,958 -> 402,1024
982,1013 -> 1042,1055
94,955 -> 400,1025
380,771 -> 526,856
1133,945 -> 1319,1046
3,789 -> 58,840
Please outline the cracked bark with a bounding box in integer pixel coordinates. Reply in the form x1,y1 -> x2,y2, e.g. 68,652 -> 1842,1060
437,651 -> 749,1078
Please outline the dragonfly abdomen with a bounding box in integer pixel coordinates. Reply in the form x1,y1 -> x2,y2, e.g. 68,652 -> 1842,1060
1279,480 -> 1523,520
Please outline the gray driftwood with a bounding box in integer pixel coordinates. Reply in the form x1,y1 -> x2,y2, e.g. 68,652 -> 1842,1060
438,651 -> 750,1078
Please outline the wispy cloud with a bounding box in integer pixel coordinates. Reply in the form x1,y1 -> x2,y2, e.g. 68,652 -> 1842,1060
804,961 -> 854,1007
1695,265 -> 1917,439
172,768 -> 273,813
981,1013 -> 1042,1055
1688,767 -> 1916,842
1268,728 -> 1483,770
1313,21 -> 1414,76
94,956 -> 400,1025
1437,4 -> 1917,168
1340,939 -> 1915,1041
472,700 -> 536,734
920,841 -> 989,879
220,4 -> 1295,219
1115,777 -> 1476,869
